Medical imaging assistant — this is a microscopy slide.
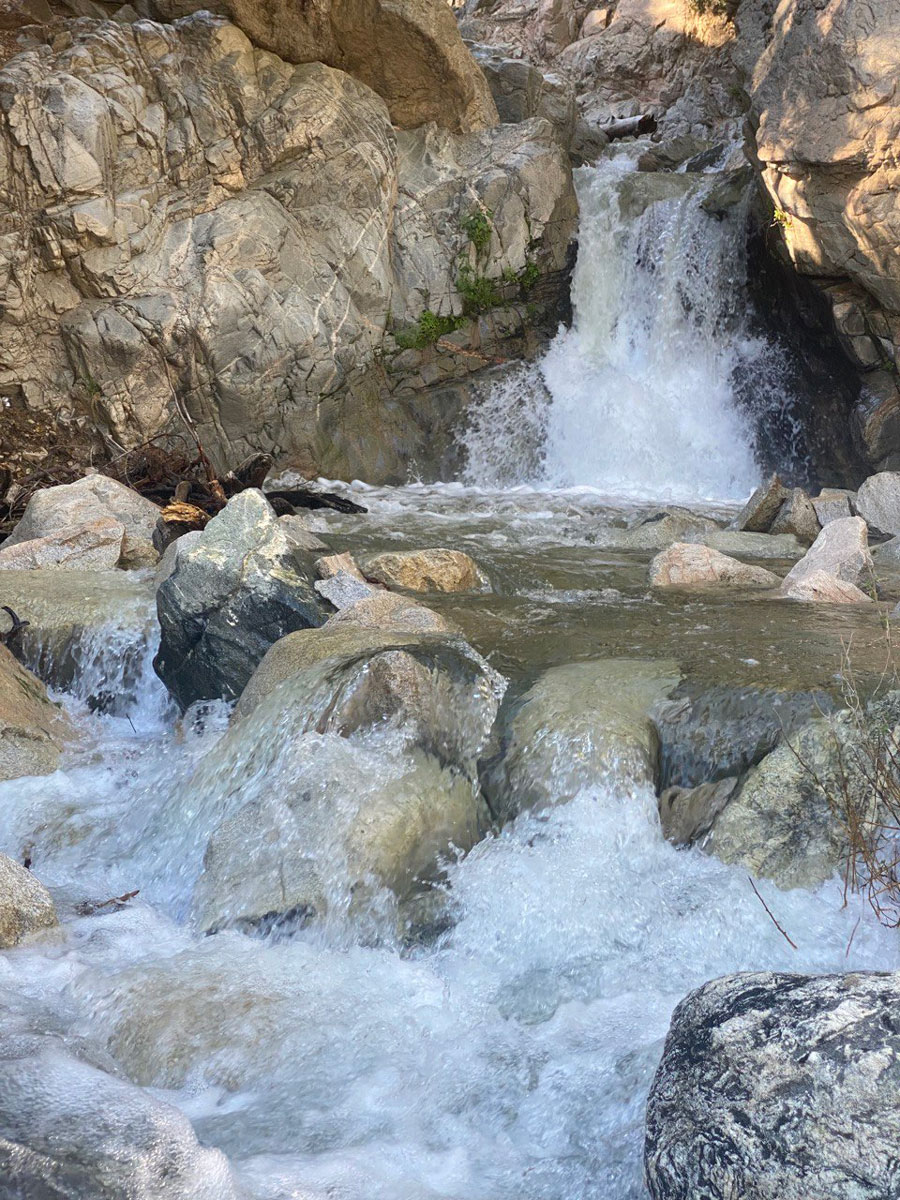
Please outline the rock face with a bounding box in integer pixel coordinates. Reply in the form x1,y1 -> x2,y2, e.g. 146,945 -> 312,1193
363,548 -> 490,593
648,543 -> 780,590
779,517 -> 873,593
0,14 -> 574,481
154,490 -> 328,709
645,970 -> 900,1200
0,1044 -> 240,1199
154,0 -> 499,132
485,659 -> 680,819
3,476 -> 159,567
856,471 -> 900,537
0,854 -> 57,948
0,643 -> 72,782
0,517 -> 124,571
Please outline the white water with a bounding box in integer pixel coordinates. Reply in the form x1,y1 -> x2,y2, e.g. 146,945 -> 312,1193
465,157 -> 780,500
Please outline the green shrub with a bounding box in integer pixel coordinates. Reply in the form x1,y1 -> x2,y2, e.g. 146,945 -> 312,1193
461,207 -> 493,256
456,264 -> 501,316
393,309 -> 464,350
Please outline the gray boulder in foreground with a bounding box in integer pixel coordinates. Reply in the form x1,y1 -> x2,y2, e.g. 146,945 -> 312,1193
645,970 -> 900,1200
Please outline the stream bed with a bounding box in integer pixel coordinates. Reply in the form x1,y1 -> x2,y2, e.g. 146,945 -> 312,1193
2,485 -> 899,1200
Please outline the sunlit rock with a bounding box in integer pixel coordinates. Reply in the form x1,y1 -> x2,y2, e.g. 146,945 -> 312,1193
649,543 -> 780,589
0,517 -> 124,571
363,548 -> 491,594
646,971 -> 900,1200
0,854 -> 57,948
324,589 -> 453,633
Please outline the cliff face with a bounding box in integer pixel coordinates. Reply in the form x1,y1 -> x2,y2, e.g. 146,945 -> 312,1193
0,4 -> 575,481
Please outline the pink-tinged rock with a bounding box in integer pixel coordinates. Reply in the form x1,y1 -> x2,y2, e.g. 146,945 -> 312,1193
0,518 -> 124,570
780,516 -> 873,591
781,569 -> 874,605
648,543 -> 780,589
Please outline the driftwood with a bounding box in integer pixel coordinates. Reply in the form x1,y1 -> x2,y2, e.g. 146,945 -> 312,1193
75,889 -> 140,917
602,113 -> 658,141
0,606 -> 29,646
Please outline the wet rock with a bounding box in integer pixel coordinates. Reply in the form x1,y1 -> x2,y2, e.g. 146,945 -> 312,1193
619,509 -> 720,551
781,569 -> 874,605
0,518 -> 124,571
769,488 -> 821,543
314,571 -> 375,610
658,777 -> 738,847
0,854 -> 58,948
191,739 -> 486,932
701,530 -> 804,559
649,543 -> 780,590
154,490 -> 328,710
5,477 -> 159,569
315,551 -> 366,581
233,625 -> 503,774
812,489 -> 855,526
484,659 -> 681,820
0,1044 -> 240,1199
153,530 -> 202,586
0,644 -> 72,782
324,589 -> 453,634
363,548 -> 490,593
277,514 -> 328,555
705,692 -> 900,889
856,471 -> 900,537
645,971 -> 900,1200
734,474 -> 788,533
780,517 -> 873,593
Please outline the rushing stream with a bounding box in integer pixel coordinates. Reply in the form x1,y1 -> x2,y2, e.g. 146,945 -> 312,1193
2,162 -> 898,1199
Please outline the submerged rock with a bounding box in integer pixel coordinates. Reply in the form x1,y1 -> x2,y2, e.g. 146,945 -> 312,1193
658,777 -> 738,847
645,971 -> 900,1200
0,854 -> 58,948
4,476 -> 160,569
363,548 -> 490,593
619,509 -> 720,551
781,569 -> 874,605
780,516 -> 873,593
649,543 -> 780,589
0,644 -> 72,782
324,589 -> 453,633
484,659 -> 681,820
0,518 -> 125,571
856,470 -> 900,537
154,490 -> 328,709
0,1043 -> 240,1199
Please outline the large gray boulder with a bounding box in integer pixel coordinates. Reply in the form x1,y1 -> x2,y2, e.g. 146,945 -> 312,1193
154,489 -> 328,709
856,471 -> 900,537
645,970 -> 900,1200
779,517 -> 873,594
0,854 -> 58,948
0,1044 -> 240,1199
3,476 -> 160,567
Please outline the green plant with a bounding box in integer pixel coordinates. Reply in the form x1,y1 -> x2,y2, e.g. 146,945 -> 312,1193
456,263 -> 501,316
517,260 -> 541,292
461,206 -> 493,256
772,207 -> 793,229
393,309 -> 464,350
687,0 -> 732,15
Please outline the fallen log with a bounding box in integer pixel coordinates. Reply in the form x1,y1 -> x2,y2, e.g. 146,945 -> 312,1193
602,113 -> 658,141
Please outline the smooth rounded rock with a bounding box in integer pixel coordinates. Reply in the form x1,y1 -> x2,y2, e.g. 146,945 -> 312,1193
649,543 -> 780,589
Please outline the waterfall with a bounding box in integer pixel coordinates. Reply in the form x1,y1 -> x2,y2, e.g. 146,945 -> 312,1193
465,155 -> 790,500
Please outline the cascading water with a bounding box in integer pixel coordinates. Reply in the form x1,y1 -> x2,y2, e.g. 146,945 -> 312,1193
466,155 -> 798,499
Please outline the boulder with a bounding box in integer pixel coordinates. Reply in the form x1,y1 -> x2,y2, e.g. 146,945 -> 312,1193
619,509 -> 720,551
277,514 -> 328,554
648,543 -> 780,590
154,490 -> 328,710
658,777 -> 738,847
3,476 -> 159,568
701,530 -> 805,559
484,659 -> 680,820
811,489 -> 854,526
705,692 -> 900,890
781,569 -> 873,605
856,471 -> 900,537
191,739 -> 486,932
363,548 -> 490,593
0,1045 -> 240,1199
324,589 -> 453,633
315,551 -> 366,581
0,644 -> 72,782
153,0 -> 499,132
0,854 -> 58,948
645,971 -> 900,1200
779,517 -> 873,593
0,518 -> 124,571
315,571 -> 375,610
734,474 -> 788,533
769,488 -> 821,543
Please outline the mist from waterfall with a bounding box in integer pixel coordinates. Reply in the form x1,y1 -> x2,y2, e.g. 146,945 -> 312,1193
464,156 -> 795,500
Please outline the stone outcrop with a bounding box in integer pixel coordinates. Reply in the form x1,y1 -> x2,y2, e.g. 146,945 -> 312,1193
0,643 -> 72,781
0,13 -> 575,482
153,0 -> 499,132
3,476 -> 159,567
0,853 -> 58,947
154,489 -> 328,709
646,970 -> 900,1200
648,543 -> 780,590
